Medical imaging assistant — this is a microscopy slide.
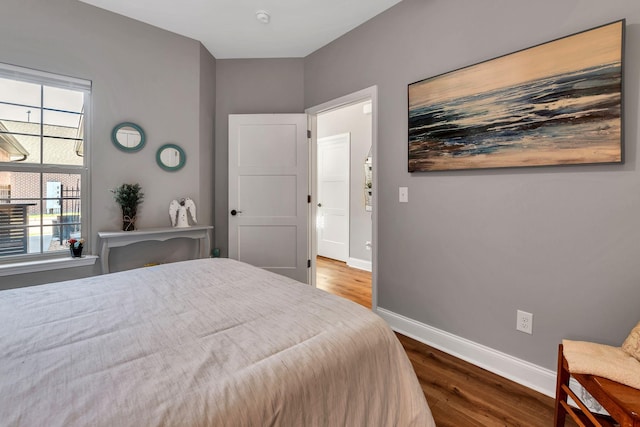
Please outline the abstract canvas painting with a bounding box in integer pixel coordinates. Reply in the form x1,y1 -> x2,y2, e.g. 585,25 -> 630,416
408,20 -> 624,172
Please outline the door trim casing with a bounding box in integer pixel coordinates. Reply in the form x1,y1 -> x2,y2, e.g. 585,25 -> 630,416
306,86 -> 378,312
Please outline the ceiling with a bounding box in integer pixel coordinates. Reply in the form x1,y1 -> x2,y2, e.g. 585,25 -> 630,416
78,0 -> 403,59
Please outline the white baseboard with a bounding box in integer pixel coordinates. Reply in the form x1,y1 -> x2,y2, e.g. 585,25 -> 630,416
377,308 -> 606,413
377,307 -> 557,397
347,257 -> 372,272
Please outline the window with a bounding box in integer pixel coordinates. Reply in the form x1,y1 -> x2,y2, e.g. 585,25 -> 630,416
0,63 -> 90,262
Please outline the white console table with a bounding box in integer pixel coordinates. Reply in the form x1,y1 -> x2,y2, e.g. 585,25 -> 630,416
98,226 -> 213,274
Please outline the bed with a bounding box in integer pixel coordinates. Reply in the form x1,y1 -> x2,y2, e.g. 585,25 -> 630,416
0,258 -> 434,426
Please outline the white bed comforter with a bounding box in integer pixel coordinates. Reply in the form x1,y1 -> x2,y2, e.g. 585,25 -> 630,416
0,258 -> 434,426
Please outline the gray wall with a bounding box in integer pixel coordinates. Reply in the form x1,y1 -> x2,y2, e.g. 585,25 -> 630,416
199,44 -> 217,231
305,0 -> 640,370
214,59 -> 305,257
0,0 -> 216,285
317,101 -> 373,263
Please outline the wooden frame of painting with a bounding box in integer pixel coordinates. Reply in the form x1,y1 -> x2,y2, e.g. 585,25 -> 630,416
408,20 -> 625,172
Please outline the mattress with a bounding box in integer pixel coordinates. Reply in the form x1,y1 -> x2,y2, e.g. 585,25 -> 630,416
0,258 -> 434,426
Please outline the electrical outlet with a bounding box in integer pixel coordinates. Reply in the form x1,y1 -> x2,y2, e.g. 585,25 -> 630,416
517,310 -> 533,334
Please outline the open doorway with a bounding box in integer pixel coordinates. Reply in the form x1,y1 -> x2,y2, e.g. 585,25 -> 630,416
317,101 -> 371,268
307,86 -> 377,310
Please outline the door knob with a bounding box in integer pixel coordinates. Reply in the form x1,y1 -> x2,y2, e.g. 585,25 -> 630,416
230,209 -> 243,216
317,203 -> 322,207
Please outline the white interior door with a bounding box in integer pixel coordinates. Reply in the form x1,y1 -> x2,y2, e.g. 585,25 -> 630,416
317,133 -> 350,262
228,114 -> 309,283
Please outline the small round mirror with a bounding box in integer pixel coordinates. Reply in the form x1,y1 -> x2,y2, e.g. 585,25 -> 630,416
111,122 -> 145,152
156,143 -> 186,171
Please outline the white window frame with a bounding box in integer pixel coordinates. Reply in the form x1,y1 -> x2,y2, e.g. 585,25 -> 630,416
0,62 -> 93,271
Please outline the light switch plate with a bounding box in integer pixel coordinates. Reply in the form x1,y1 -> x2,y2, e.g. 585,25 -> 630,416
399,187 -> 408,203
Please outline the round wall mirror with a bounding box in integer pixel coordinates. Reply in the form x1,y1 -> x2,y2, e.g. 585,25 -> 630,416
156,143 -> 186,171
111,122 -> 145,152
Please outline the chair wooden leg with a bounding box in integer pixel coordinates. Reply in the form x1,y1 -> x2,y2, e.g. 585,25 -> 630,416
554,344 -> 570,427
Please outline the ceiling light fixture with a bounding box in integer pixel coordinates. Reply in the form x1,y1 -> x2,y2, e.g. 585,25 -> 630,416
256,10 -> 270,24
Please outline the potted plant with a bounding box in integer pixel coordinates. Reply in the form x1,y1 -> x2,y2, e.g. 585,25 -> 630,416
111,183 -> 144,231
68,238 -> 85,257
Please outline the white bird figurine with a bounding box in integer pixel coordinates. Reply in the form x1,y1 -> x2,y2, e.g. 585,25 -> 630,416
169,197 -> 197,228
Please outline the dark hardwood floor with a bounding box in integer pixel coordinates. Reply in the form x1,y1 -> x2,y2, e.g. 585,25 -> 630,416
316,256 -> 576,427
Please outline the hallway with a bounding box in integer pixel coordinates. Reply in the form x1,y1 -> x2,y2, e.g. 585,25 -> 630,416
315,256 -> 371,308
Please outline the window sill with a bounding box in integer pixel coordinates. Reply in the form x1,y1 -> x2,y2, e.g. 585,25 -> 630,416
0,255 -> 98,277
